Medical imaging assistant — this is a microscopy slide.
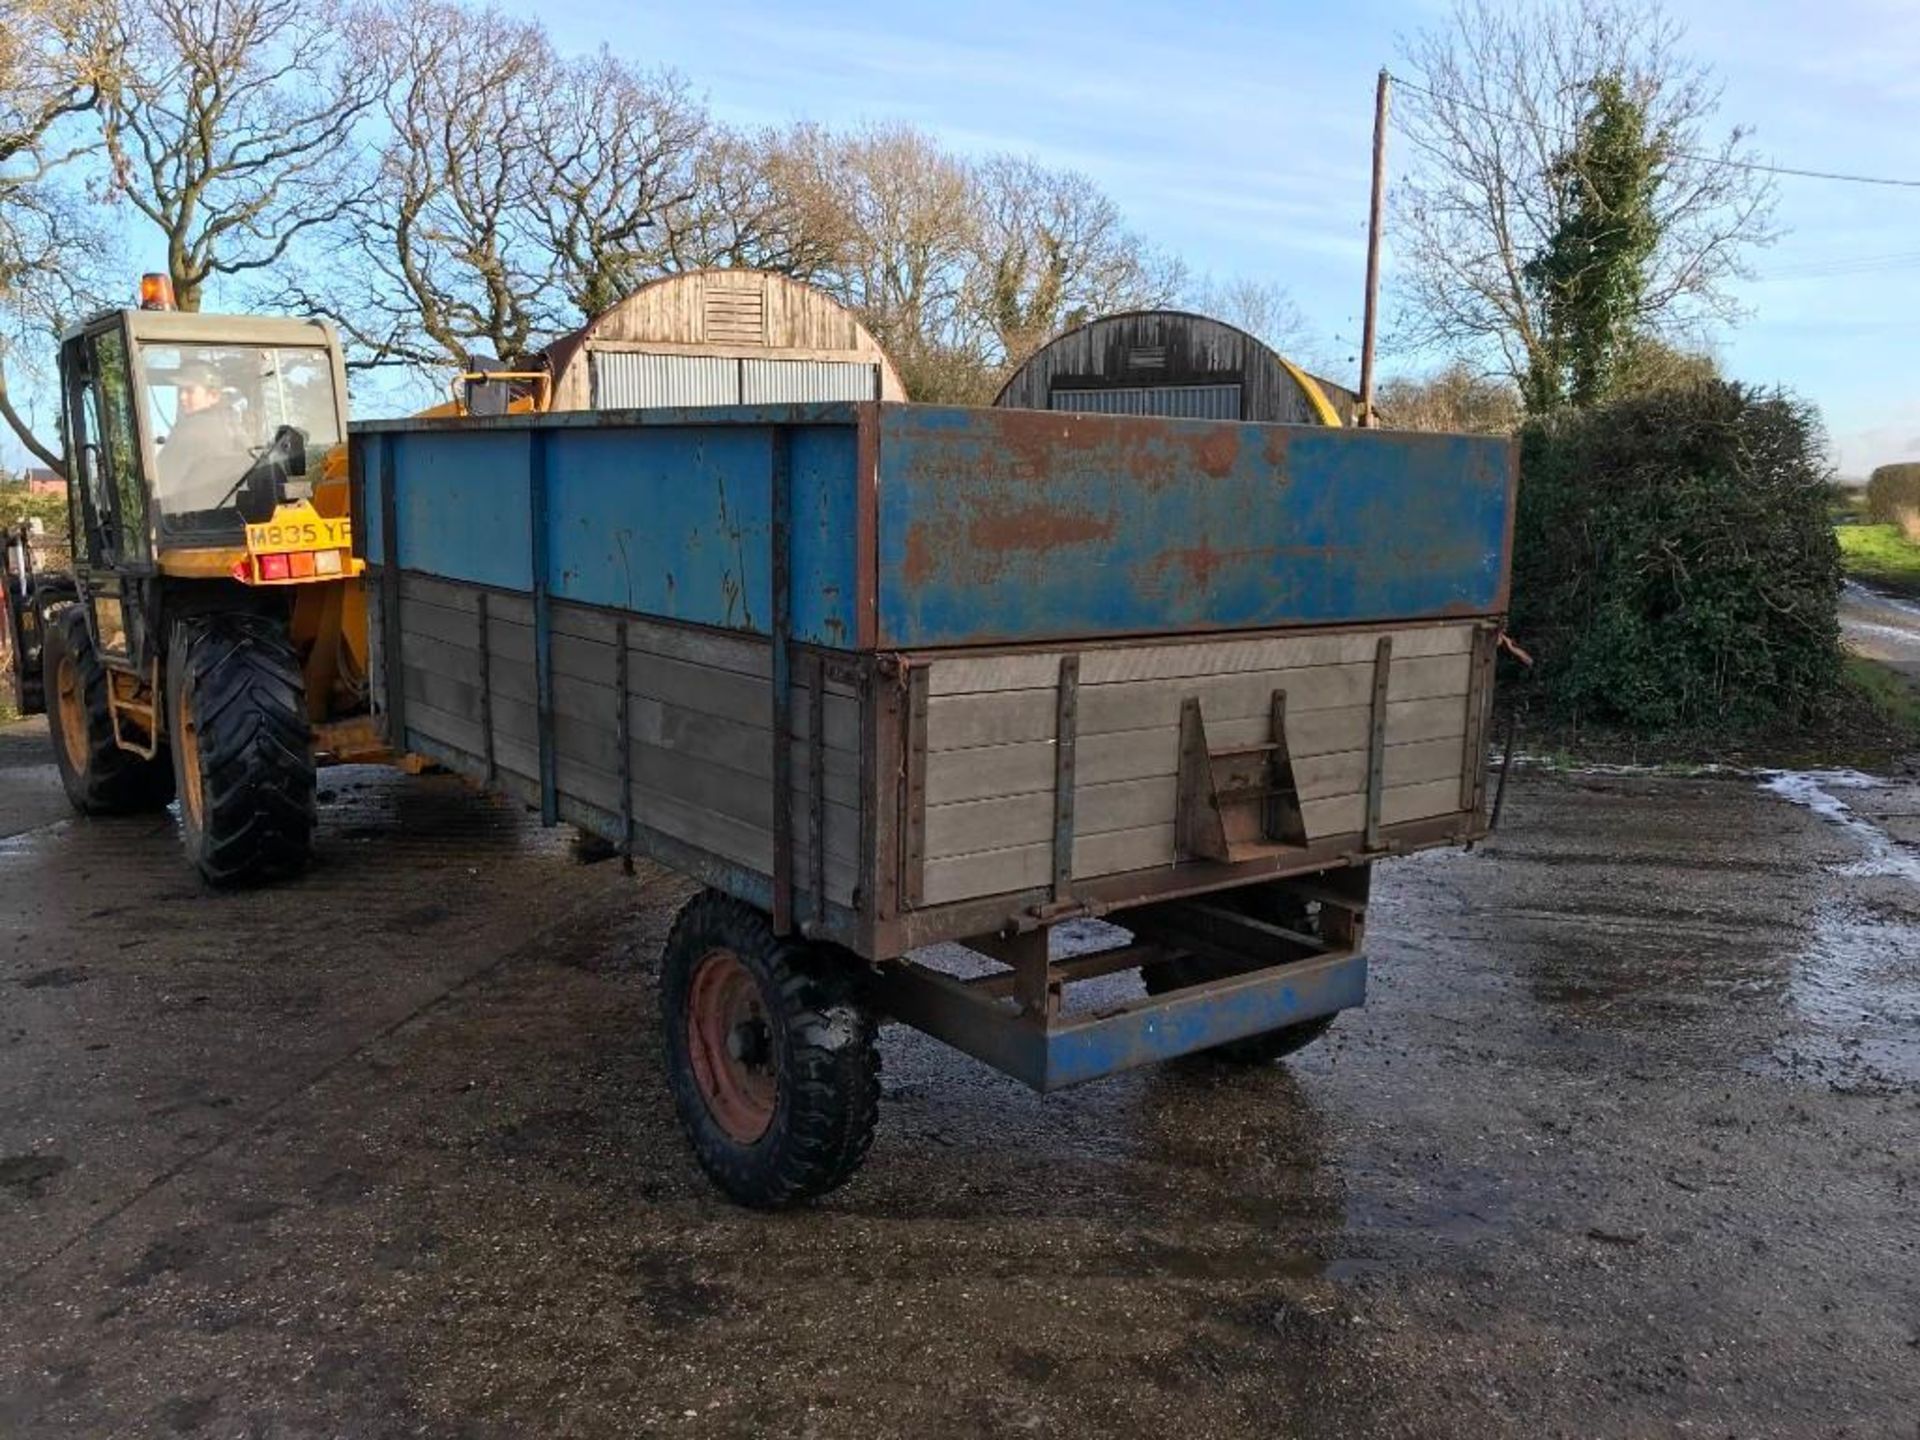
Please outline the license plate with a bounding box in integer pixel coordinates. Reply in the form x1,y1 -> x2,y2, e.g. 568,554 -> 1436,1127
247,515 -> 351,553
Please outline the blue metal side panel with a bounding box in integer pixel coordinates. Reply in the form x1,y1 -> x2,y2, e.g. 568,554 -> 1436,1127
786,426 -> 863,649
544,424 -> 773,631
1039,951 -> 1367,1090
364,417 -> 859,648
873,406 -> 1514,648
375,429 -> 535,591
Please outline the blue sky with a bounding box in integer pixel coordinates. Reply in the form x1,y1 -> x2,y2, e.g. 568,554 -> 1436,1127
533,0 -> 1919,476
10,0 -> 1915,476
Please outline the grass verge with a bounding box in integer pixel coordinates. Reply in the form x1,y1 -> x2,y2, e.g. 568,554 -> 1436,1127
1506,655 -> 1920,775
1836,523 -> 1920,597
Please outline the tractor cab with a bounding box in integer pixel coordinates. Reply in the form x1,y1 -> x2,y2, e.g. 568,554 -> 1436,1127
62,303 -> 354,601
41,283 -> 377,886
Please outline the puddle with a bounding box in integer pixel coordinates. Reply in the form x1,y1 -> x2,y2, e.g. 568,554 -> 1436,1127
1763,900 -> 1920,1092
1759,769 -> 1920,883
1843,580 -> 1920,622
1755,770 -> 1920,1090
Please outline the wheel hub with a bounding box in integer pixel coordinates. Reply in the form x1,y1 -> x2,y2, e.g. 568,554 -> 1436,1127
174,680 -> 204,827
685,948 -> 777,1144
54,653 -> 87,766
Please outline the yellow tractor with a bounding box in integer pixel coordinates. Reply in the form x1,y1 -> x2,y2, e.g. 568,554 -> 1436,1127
28,280 -> 379,885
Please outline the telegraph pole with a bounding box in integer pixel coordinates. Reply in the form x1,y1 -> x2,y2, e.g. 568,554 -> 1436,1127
1358,68 -> 1391,428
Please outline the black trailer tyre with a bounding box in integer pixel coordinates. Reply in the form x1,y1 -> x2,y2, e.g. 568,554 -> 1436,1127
660,891 -> 880,1207
42,606 -> 173,813
167,616 -> 316,886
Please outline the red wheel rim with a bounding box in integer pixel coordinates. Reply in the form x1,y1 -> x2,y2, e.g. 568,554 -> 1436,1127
685,947 -> 777,1144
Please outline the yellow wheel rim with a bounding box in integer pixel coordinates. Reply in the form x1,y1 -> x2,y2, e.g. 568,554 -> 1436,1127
175,680 -> 204,828
55,654 -> 88,767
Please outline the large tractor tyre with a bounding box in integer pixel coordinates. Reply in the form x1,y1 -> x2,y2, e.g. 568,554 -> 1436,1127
11,582 -> 77,717
42,606 -> 174,814
0,593 -> 22,715
1140,892 -> 1336,1064
167,616 -> 316,887
660,890 -> 880,1208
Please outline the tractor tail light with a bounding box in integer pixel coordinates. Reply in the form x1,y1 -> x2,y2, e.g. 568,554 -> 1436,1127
314,549 -> 344,575
259,552 -> 291,581
230,558 -> 252,582
289,551 -> 316,578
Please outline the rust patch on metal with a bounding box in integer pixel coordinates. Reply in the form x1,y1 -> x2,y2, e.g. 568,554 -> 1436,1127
1262,426 -> 1291,472
1193,429 -> 1239,478
901,526 -> 935,586
967,505 -> 1116,553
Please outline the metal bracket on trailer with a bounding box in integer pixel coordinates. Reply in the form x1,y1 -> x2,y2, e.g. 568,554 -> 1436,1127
865,873 -> 1371,1092
867,942 -> 1366,1093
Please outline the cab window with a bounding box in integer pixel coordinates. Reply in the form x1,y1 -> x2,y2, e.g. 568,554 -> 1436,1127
93,327 -> 150,565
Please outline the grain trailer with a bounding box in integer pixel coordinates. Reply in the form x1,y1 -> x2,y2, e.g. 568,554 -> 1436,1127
352,402 -> 1514,1206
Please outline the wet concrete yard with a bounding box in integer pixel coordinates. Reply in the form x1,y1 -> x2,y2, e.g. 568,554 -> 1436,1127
1,714 -> 1916,1437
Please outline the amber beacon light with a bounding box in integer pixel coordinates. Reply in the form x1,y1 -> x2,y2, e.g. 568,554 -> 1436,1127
138,273 -> 175,310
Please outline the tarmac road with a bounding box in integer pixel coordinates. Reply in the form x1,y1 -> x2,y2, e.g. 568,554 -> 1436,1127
1,714 -> 1916,1438
1842,579 -> 1920,680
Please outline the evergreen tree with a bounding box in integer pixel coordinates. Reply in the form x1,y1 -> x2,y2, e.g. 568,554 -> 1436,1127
1522,74 -> 1667,411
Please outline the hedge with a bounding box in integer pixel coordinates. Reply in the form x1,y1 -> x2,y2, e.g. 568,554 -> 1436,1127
1511,382 -> 1842,731
1867,463 -> 1920,539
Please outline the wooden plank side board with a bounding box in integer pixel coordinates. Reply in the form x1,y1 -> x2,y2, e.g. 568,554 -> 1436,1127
921,736 -> 1471,861
922,696 -> 1468,809
918,774 -> 1467,907
907,623 -> 1489,904
395,578 -> 867,909
925,650 -> 1471,752
921,826 -> 1176,907
924,622 -> 1474,695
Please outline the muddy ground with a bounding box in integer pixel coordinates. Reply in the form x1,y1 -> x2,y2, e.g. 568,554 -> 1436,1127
1,711 -> 1917,1439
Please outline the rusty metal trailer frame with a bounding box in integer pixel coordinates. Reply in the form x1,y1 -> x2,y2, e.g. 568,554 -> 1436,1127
353,401 -> 1512,1094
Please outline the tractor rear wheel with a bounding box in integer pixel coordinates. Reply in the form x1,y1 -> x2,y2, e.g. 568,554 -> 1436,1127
42,606 -> 173,813
660,891 -> 880,1208
168,615 -> 316,886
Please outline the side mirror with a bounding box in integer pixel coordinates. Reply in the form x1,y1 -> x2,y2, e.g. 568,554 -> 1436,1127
272,424 -> 308,476
235,426 -> 308,524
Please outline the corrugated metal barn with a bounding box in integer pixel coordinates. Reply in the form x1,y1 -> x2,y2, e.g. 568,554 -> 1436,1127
993,310 -> 1357,426
541,270 -> 907,411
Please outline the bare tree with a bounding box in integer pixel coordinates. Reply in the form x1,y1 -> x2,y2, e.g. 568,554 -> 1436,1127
1376,362 -> 1522,433
295,7 -> 711,370
0,0 -> 114,470
99,0 -> 381,312
530,51 -> 705,321
821,122 -> 980,380
658,123 -> 850,281
1391,0 -> 1775,391
1186,274 -> 1318,358
969,156 -> 1182,368
293,1 -> 557,368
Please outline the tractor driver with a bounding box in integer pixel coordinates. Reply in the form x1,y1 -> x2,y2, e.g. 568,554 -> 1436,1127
156,364 -> 253,514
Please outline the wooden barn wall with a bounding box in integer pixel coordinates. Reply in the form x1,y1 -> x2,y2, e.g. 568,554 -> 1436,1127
996,312 -> 1356,425
550,271 -> 907,409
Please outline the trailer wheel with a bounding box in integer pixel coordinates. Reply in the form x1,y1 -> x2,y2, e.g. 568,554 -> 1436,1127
660,891 -> 880,1207
168,616 -> 316,886
42,606 -> 174,813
